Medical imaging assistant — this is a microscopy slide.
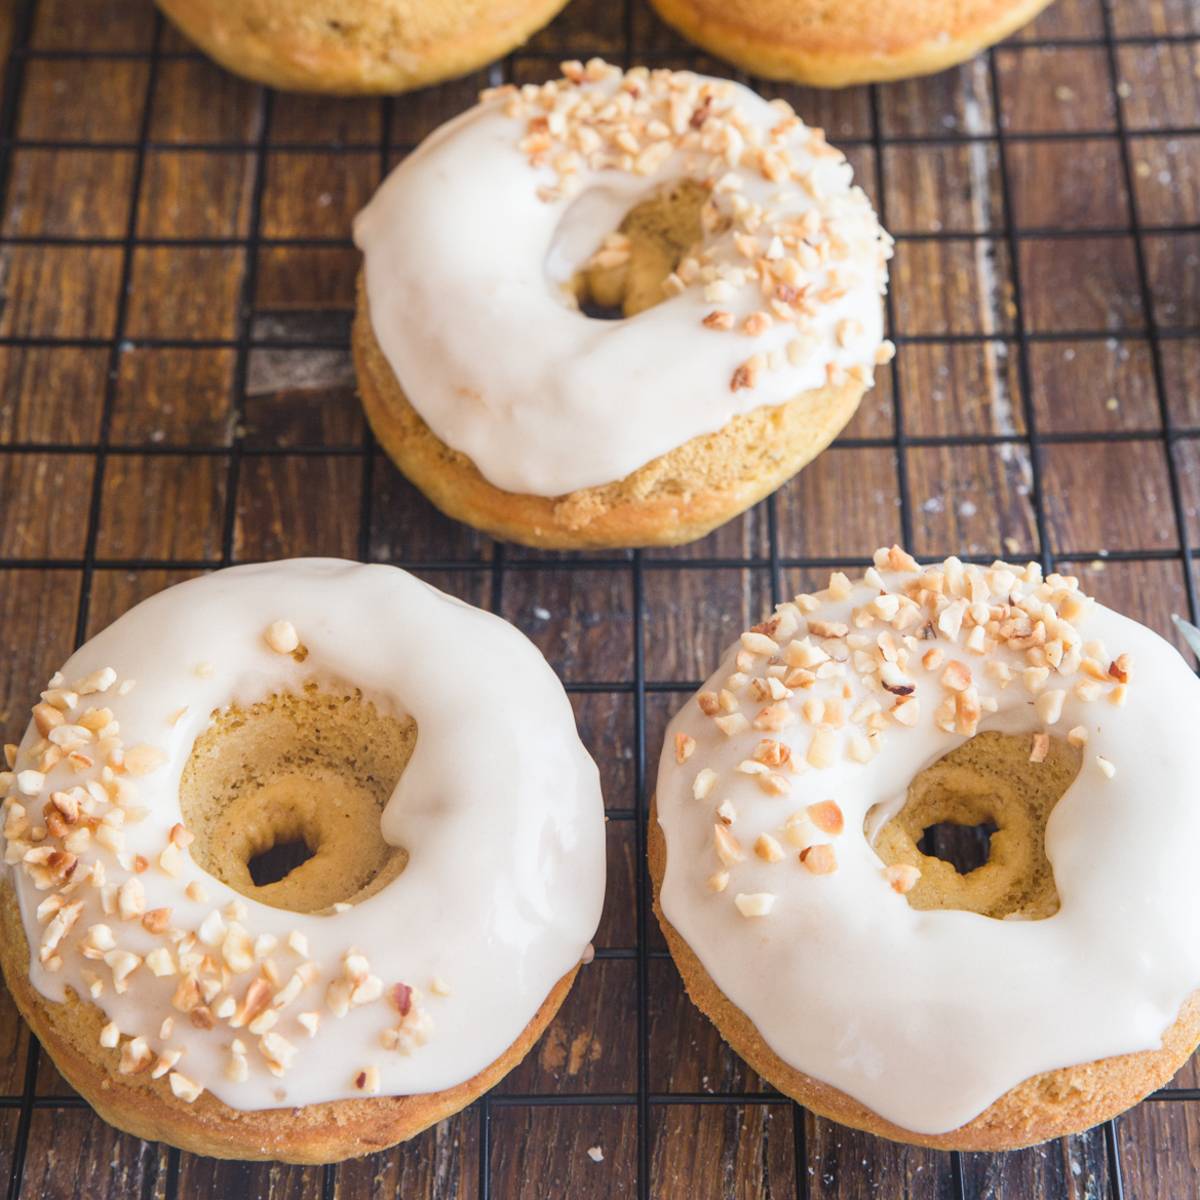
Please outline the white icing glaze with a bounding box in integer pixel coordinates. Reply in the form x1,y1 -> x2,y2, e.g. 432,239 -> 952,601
2,560 -> 605,1110
353,62 -> 891,497
656,550 -> 1200,1135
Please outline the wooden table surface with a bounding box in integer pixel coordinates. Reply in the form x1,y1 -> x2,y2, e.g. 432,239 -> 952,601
1,0 -> 1199,1195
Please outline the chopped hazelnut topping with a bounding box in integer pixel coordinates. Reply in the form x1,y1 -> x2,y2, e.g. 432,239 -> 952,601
168,1071 -> 204,1103
674,733 -> 696,764
884,863 -> 920,894
1029,733 -> 1050,764
1096,756 -> 1117,779
265,620 -> 300,655
707,870 -> 730,893
805,800 -> 844,836
713,823 -> 745,866
800,844 -> 838,875
1067,725 -> 1089,748
734,892 -> 776,917
754,833 -> 784,863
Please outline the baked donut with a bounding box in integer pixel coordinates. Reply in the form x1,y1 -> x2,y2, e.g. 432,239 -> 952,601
154,0 -> 569,94
646,0 -> 1055,88
353,61 -> 893,549
0,560 -> 605,1162
651,547 -> 1200,1149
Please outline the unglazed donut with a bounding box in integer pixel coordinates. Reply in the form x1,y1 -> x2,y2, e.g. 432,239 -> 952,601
647,0 -> 1055,88
0,560 -> 605,1162
651,547 -> 1200,1149
154,0 -> 570,94
353,61 -> 892,549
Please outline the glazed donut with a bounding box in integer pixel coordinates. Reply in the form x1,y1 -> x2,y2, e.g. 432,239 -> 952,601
0,560 -> 605,1163
154,0 -> 569,94
353,61 -> 892,549
651,547 -> 1200,1149
646,0 -> 1055,88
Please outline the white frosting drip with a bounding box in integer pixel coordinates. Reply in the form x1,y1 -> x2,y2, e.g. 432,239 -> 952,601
3,560 -> 605,1110
353,65 -> 890,497
656,555 -> 1200,1135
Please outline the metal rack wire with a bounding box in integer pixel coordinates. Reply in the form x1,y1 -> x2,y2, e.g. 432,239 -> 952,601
0,0 -> 1198,1195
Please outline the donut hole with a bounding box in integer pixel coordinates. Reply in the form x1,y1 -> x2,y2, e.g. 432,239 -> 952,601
571,178 -> 709,319
247,836 -> 315,888
179,686 -> 413,914
916,818 -> 998,876
869,730 -> 1082,920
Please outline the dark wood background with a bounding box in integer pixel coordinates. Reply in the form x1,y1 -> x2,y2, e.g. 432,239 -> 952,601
1,0 -> 1198,1195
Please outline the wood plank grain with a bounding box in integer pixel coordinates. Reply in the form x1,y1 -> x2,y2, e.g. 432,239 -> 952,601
0,346 -> 108,445
175,1155 -> 323,1199
775,446 -> 903,559
368,454 -> 494,563
804,1117 -> 956,1200
147,60 -> 263,144
0,246 -> 124,339
498,959 -> 636,1096
1143,232 -> 1200,332
1115,44 -> 1200,131
18,1108 -> 168,1200
96,453 -> 228,561
234,454 -> 362,560
29,0 -> 154,50
877,60 -> 995,138
125,247 -> 246,340
1005,139 -> 1130,230
488,1102 -> 636,1198
890,239 -> 1015,337
651,1103 -> 797,1199
0,454 -> 95,558
1115,1102 -> 1200,1199
110,347 -> 236,447
647,959 -> 775,1095
1017,237 -> 1144,334
900,340 -> 1024,438
17,58 -> 149,142
883,142 -> 1003,235
906,442 -> 1039,559
4,149 -> 136,238
1041,439 -> 1178,553
959,1130 -> 1110,1200
260,151 -> 376,239
642,567 -> 773,683
994,47 -> 1117,134
136,150 -> 256,239
1027,340 -> 1159,435
501,568 -> 635,684
1129,134 -> 1200,229
333,1108 -> 479,1200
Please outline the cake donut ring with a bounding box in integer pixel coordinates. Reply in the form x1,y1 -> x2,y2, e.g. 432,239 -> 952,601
0,560 -> 605,1163
353,60 -> 892,549
153,0 -> 570,94
646,0 -> 1055,88
652,547 -> 1200,1149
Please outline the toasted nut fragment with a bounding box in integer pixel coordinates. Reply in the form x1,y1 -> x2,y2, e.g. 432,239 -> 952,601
1035,689 -> 1066,726
734,892 -> 775,917
1029,733 -> 1050,764
805,800 -> 844,836
169,1071 -> 204,1102
265,620 -> 300,655
940,661 -> 972,692
714,823 -> 745,866
754,833 -> 784,863
692,768 -> 717,801
1096,755 -> 1116,779
707,871 -> 729,893
674,733 -> 695,764
806,729 -> 836,768
800,844 -> 837,875
124,744 -> 167,776
1067,725 -> 1089,748
354,1065 -> 381,1094
698,691 -> 720,716
714,713 -> 751,737
1108,653 -> 1132,683
884,863 -> 921,894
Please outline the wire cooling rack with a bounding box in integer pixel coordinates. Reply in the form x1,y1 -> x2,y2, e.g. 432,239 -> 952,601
1,0 -> 1199,1195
